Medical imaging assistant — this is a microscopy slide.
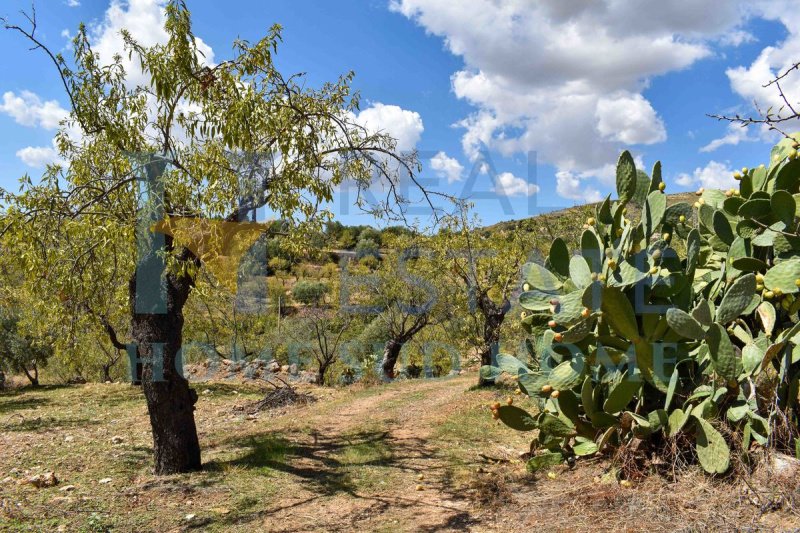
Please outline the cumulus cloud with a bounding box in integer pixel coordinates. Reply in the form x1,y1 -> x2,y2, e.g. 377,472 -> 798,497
700,122 -> 757,152
391,0 -> 751,200
595,93 -> 667,145
0,91 -> 68,130
90,0 -> 215,87
353,103 -> 424,152
675,160 -> 737,189
430,151 -> 463,183
555,171 -> 603,203
493,172 -> 539,197
16,145 -> 62,168
66,0 -> 81,7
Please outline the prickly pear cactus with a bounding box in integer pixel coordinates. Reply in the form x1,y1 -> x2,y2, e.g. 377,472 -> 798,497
485,140 -> 800,475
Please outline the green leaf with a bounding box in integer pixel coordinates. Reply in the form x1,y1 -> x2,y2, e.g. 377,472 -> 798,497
526,451 -> 564,472
616,150 -> 637,206
691,299 -> 713,327
603,370 -> 640,414
555,390 -> 580,422
517,372 -> 550,396
665,365 -> 680,410
496,405 -> 537,431
764,258 -> 800,295
643,190 -> 666,238
712,210 -> 735,246
738,198 -> 771,219
548,238 -> 570,277
573,440 -> 599,456
693,417 -> 730,474
716,273 -> 756,324
771,190 -> 797,225
599,286 -> 639,340
539,413 -> 576,438
523,262 -> 562,292
479,366 -> 504,381
666,308 -> 706,340
520,289 -> 559,311
686,229 -> 701,279
569,255 -> 592,289
742,343 -> 765,375
496,353 -> 529,375
581,230 -> 603,272
549,356 -> 586,391
731,257 -> 769,272
668,408 -> 689,437
707,323 -> 738,381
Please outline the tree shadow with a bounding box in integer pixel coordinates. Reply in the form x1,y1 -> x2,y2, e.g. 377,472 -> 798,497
201,425 -> 450,529
0,394 -> 51,414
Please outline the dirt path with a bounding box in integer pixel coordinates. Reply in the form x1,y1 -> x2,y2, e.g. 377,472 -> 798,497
247,374 -> 485,532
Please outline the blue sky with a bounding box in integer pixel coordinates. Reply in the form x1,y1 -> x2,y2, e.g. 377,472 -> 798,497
1,0 -> 799,226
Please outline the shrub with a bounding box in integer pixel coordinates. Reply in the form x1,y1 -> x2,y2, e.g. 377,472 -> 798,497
292,280 -> 330,306
355,237 -> 380,260
485,142 -> 800,475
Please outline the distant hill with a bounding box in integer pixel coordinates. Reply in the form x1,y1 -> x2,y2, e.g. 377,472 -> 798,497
482,192 -> 697,257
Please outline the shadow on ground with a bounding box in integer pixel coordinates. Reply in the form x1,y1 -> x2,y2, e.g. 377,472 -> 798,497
200,424 -> 471,531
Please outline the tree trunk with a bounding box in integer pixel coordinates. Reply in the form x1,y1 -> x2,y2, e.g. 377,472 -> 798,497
477,296 -> 508,387
101,364 -> 113,383
381,339 -> 403,380
316,364 -> 327,386
130,259 -> 201,475
22,363 -> 39,387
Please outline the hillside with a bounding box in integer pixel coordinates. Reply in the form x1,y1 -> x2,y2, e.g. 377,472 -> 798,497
1,373 -> 797,532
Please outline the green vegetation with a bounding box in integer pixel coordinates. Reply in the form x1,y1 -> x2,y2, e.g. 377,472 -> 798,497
485,141 -> 800,475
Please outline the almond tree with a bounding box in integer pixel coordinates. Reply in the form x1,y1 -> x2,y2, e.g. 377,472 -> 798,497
430,204 -> 526,385
1,3 -> 427,474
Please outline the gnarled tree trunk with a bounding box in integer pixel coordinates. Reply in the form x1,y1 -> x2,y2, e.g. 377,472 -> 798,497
477,295 -> 509,387
130,248 -> 201,475
381,339 -> 403,380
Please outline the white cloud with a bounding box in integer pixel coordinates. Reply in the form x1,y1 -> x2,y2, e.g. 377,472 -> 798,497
353,103 -> 424,152
66,0 -> 81,7
430,151 -> 463,183
718,29 -> 756,47
700,122 -> 756,152
0,91 -> 68,130
493,172 -> 539,197
16,145 -> 62,168
595,92 -> 667,145
555,171 -> 603,203
676,160 -> 737,189
724,2 -> 800,127
391,0 -> 751,200
90,0 -> 215,87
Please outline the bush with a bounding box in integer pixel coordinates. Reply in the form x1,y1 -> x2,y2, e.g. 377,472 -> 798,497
292,280 -> 330,306
355,238 -> 380,260
486,143 -> 800,475
0,310 -> 53,386
268,257 -> 291,275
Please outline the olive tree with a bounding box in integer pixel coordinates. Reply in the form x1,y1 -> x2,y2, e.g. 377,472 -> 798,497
1,3 -> 425,474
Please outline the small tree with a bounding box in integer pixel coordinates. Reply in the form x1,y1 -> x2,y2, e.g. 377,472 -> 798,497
290,308 -> 353,384
0,310 -> 53,386
350,238 -> 446,380
430,204 -> 526,385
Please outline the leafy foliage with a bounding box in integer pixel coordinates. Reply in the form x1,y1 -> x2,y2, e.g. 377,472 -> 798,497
486,142 -> 800,475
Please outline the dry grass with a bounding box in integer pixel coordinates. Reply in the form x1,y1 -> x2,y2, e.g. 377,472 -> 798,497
1,375 -> 799,531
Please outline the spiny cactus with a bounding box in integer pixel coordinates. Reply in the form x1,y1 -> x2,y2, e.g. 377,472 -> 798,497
485,139 -> 800,475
